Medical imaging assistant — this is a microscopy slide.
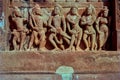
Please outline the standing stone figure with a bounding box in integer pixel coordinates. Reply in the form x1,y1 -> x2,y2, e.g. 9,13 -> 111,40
28,4 -> 47,51
95,6 -> 109,50
81,4 -> 96,51
48,4 -> 71,50
66,5 -> 83,51
11,6 -> 28,50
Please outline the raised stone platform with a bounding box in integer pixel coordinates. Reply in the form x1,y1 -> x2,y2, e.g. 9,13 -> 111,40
0,51 -> 119,73
0,51 -> 120,80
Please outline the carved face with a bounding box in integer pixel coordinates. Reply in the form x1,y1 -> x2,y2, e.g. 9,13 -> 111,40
33,8 -> 42,16
87,7 -> 92,15
71,7 -> 78,15
15,10 -> 22,17
54,6 -> 60,15
103,10 -> 108,17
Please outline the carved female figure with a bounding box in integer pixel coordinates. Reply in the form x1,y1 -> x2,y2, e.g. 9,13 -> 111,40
95,6 -> 109,50
81,4 -> 96,51
66,5 -> 83,51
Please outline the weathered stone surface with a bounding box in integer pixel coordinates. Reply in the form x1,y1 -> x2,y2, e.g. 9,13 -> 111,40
0,73 -> 120,80
45,0 -> 55,2
74,73 -> 120,80
55,0 -> 66,2
11,2 -> 109,8
66,0 -> 75,2
76,0 -> 87,2
0,51 -> 119,73
88,0 -> 99,2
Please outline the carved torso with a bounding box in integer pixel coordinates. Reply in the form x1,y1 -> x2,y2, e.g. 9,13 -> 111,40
12,17 -> 25,31
33,15 -> 44,30
52,15 -> 62,29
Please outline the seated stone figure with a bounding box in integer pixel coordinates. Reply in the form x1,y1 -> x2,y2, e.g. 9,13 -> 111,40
48,4 -> 71,51
95,6 -> 109,50
81,4 -> 97,51
28,4 -> 47,51
11,6 -> 28,51
66,5 -> 83,51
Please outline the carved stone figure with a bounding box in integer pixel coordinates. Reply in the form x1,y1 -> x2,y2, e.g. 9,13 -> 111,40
11,6 -> 28,50
48,4 -> 71,50
28,4 -> 47,51
81,4 -> 96,51
66,5 -> 83,51
95,6 -> 109,50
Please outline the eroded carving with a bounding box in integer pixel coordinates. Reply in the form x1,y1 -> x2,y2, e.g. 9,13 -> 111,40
48,4 -> 71,51
11,6 -> 28,51
81,4 -> 97,51
95,6 -> 109,50
66,5 -> 83,51
9,3 -> 110,51
28,4 -> 47,51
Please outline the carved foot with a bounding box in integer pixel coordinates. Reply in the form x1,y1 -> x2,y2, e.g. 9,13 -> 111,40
85,48 -> 89,51
51,48 -> 61,51
76,47 -> 83,51
98,48 -> 102,51
39,47 -> 48,51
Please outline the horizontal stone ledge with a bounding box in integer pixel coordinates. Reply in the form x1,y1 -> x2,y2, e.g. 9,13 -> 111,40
9,2 -> 110,8
0,73 -> 120,80
0,51 -> 120,73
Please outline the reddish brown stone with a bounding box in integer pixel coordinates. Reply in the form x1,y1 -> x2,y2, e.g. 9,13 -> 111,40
0,51 -> 119,73
88,0 -> 99,2
55,0 -> 66,2
66,0 -> 75,2
76,0 -> 87,2
45,0 -> 55,2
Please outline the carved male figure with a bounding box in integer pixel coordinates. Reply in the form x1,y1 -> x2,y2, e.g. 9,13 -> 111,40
95,6 -> 109,50
66,5 -> 83,51
48,4 -> 71,50
28,4 -> 47,51
81,4 -> 96,51
11,6 -> 28,50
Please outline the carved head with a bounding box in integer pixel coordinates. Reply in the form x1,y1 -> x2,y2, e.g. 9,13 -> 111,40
13,6 -> 22,17
102,6 -> 109,17
86,4 -> 96,15
32,4 -> 42,15
53,4 -> 63,16
70,5 -> 79,16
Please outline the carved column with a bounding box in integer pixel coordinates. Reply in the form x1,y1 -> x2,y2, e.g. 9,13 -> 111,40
113,0 -> 120,50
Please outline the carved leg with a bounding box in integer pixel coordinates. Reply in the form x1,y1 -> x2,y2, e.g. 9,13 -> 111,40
67,35 -> 75,51
28,32 -> 34,50
39,32 -> 47,51
98,32 -> 104,50
83,33 -> 89,51
19,32 -> 26,51
34,31 -> 39,45
12,36 -> 18,50
49,33 -> 59,50
103,31 -> 109,46
76,30 -> 83,51
91,34 -> 96,51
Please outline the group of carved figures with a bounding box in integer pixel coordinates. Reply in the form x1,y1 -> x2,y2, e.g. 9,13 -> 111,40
10,3 -> 109,51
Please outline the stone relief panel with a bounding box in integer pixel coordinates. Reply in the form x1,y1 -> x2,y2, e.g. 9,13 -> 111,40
8,3 -> 110,51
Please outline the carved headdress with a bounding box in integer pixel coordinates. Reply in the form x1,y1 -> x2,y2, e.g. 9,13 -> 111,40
70,5 -> 79,16
86,4 -> 96,15
12,6 -> 21,17
53,4 -> 63,16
